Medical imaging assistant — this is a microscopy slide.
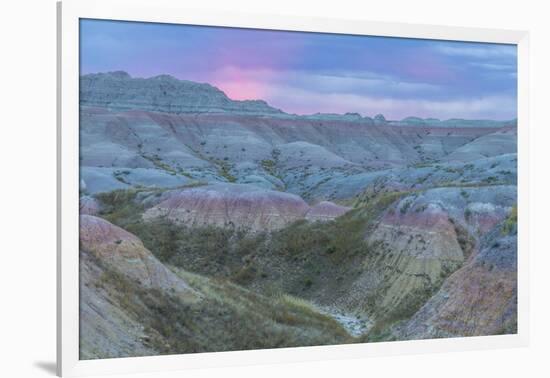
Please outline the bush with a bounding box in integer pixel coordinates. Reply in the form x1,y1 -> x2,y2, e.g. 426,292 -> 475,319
502,205 -> 518,235
218,163 -> 237,182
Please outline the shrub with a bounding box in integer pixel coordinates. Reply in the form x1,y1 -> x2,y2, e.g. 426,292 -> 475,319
502,205 -> 518,235
261,159 -> 277,175
218,163 -> 237,182
231,265 -> 257,285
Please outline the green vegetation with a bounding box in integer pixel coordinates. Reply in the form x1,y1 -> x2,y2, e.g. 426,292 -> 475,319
79,74 -> 520,356
218,162 -> 237,182
91,186 -> 480,346
96,188 -> 406,306
502,204 -> 518,235
176,167 -> 193,178
95,184 -> 206,227
261,159 -> 276,169
133,221 -> 265,277
118,209 -> 376,287
96,188 -> 144,227
261,159 -> 277,175
451,218 -> 476,260
261,149 -> 283,180
93,257 -> 352,355
142,153 -> 178,175
365,286 -> 438,343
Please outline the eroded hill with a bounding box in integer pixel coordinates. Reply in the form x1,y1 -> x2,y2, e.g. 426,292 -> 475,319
79,72 -> 518,358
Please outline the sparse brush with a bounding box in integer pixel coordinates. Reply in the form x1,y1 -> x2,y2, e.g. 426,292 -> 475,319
502,204 -> 518,235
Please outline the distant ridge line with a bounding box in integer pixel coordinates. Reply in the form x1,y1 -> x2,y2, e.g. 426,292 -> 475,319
80,71 -> 516,127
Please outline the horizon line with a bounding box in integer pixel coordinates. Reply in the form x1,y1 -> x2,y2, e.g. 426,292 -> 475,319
80,71 -> 518,123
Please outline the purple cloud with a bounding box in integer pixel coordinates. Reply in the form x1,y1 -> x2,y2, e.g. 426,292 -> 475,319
80,19 -> 517,120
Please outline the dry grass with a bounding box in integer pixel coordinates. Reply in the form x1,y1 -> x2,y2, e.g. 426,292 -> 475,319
90,186 -> 418,351
91,260 -> 354,357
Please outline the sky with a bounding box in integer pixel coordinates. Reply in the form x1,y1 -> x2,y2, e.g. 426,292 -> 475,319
80,19 -> 517,120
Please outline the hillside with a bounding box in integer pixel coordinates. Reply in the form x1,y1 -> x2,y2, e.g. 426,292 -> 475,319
78,72 -> 518,358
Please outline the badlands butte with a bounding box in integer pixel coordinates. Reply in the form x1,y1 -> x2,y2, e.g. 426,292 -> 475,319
79,71 -> 518,359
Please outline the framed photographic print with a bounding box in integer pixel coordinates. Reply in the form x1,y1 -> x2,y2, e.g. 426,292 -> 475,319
57,0 -> 530,376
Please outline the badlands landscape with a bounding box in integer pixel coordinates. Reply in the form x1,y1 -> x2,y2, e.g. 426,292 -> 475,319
79,72 -> 518,359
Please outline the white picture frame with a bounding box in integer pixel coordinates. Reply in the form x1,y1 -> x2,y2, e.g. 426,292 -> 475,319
57,0 -> 530,376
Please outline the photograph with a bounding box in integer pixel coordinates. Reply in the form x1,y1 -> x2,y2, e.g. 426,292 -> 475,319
78,18 -> 518,360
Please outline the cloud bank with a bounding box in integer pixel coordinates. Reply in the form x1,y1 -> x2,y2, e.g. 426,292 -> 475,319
80,19 -> 517,120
